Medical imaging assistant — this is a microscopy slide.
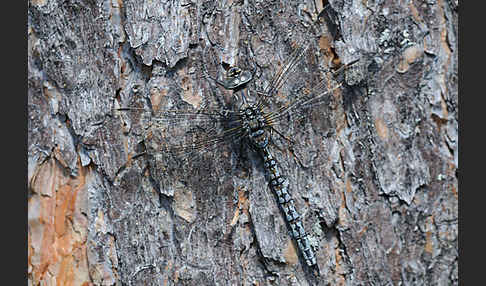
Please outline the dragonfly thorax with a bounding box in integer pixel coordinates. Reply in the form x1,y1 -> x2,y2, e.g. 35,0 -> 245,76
240,105 -> 270,149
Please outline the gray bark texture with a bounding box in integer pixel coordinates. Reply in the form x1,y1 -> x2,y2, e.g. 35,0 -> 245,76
28,0 -> 458,285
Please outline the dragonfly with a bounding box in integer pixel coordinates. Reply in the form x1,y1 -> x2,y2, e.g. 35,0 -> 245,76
116,13 -> 357,276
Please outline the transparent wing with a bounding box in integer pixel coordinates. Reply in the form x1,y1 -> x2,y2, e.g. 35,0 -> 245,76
265,78 -> 342,125
265,58 -> 359,125
257,70 -> 346,169
151,116 -> 245,157
118,107 -> 236,123
117,107 -> 247,159
262,41 -> 312,97
257,9 -> 333,99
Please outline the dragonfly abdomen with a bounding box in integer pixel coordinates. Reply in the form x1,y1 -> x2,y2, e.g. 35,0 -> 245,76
259,146 -> 318,268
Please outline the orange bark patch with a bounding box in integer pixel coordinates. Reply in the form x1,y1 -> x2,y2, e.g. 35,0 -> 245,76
230,188 -> 248,226
451,185 -> 458,199
396,45 -> 423,73
319,35 -> 341,67
335,245 -> 346,285
179,69 -> 202,109
375,117 -> 389,141
408,2 -> 422,23
54,185 -> 72,237
173,184 -> 196,223
283,240 -> 298,265
424,231 -> 433,254
57,255 -> 75,286
338,189 -> 349,228
28,158 -> 91,285
345,178 -> 353,194
30,0 -> 47,6
424,216 -> 435,254
440,94 -> 449,119
150,86 -> 168,112
437,0 -> 452,64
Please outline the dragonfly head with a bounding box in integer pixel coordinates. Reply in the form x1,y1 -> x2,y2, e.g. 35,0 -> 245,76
227,66 -> 242,77
223,66 -> 253,90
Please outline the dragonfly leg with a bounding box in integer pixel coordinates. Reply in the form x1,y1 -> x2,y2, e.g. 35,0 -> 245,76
268,126 -> 309,169
131,151 -> 147,160
203,68 -> 228,88
331,58 -> 360,76
200,46 -> 231,88
268,128 -> 310,169
270,126 -> 295,145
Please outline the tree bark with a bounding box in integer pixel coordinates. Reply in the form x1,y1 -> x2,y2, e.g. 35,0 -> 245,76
28,0 -> 458,285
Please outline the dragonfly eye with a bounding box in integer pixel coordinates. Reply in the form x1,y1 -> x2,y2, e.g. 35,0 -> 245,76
227,67 -> 241,78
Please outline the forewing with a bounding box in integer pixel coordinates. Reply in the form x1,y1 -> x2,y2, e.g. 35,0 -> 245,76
118,107 -> 244,160
262,41 -> 312,98
151,110 -> 244,157
255,38 -> 347,168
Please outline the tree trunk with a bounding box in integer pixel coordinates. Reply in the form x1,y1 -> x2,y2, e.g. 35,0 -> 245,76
28,0 -> 458,285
